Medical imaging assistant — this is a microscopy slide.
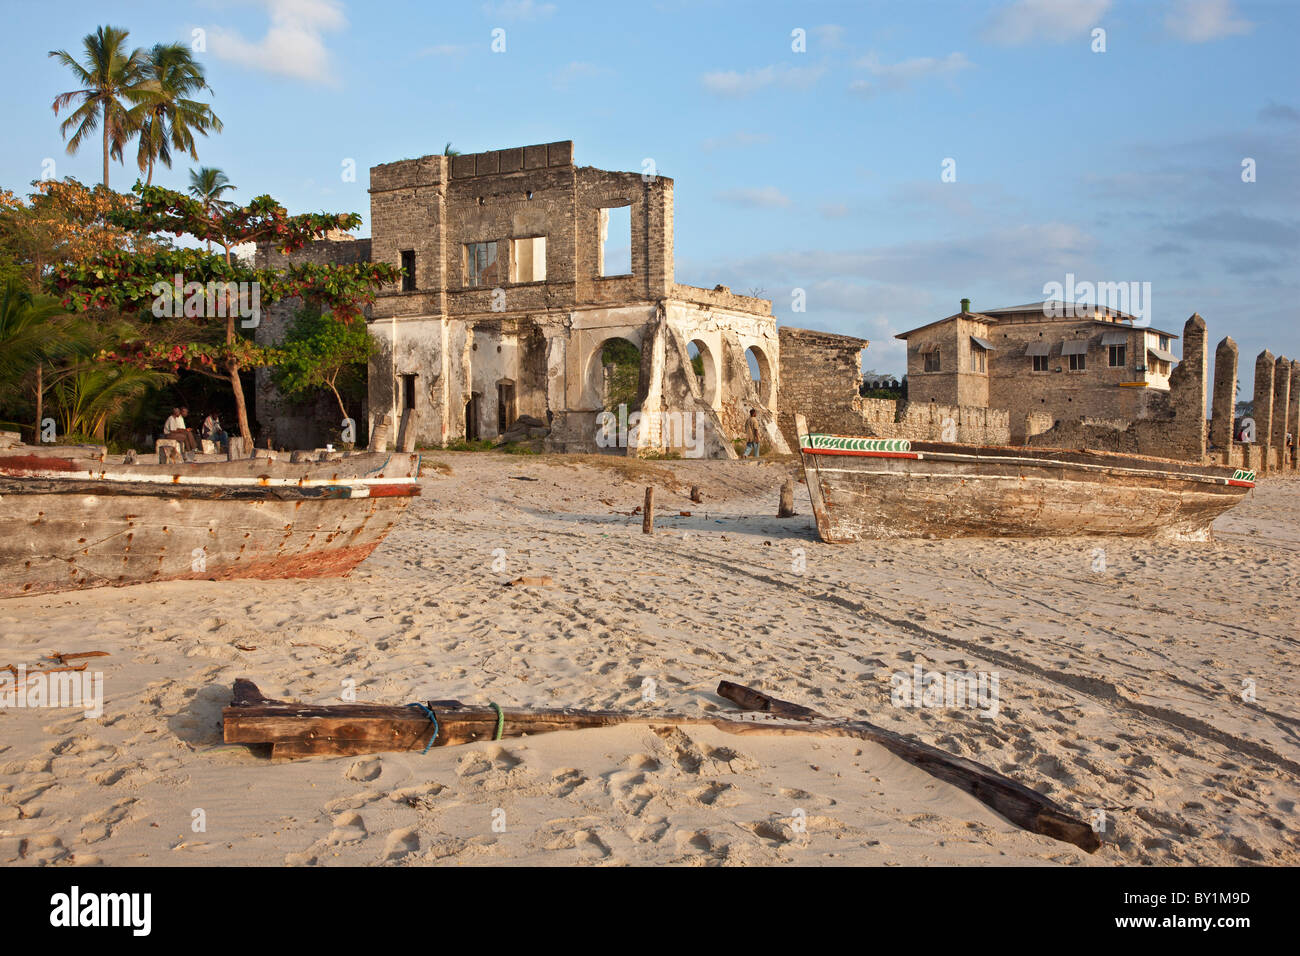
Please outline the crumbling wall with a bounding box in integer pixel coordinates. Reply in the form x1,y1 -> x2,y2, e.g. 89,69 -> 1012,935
776,327 -> 870,446
1289,360 -> 1300,469
254,236 -> 373,448
1028,315 -> 1209,462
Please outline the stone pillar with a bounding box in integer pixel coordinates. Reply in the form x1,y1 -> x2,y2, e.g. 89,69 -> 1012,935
1210,336 -> 1237,465
1167,314 -> 1207,461
1272,356 -> 1292,472
1290,360 -> 1300,469
1252,350 -> 1275,475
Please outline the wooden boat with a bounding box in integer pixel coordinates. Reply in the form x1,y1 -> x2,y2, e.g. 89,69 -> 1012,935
0,449 -> 421,599
794,414 -> 1255,543
223,678 -> 1099,851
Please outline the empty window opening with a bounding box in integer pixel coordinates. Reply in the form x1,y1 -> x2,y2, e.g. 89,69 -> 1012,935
465,241 -> 501,287
511,236 -> 547,283
1108,344 -> 1126,368
497,381 -> 516,433
923,348 -> 941,373
598,205 -> 632,277
400,250 -> 415,292
402,373 -> 417,410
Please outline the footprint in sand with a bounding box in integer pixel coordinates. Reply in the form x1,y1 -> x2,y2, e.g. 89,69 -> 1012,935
345,757 -> 383,782
382,827 -> 420,861
326,811 -> 368,846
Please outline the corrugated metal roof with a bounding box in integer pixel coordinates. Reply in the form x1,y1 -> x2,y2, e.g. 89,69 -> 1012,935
1100,330 -> 1129,346
1025,341 -> 1051,356
970,336 -> 995,350
1060,340 -> 1088,356
1148,347 -> 1177,363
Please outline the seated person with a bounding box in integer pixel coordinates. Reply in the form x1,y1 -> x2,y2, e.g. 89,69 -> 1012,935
164,407 -> 196,451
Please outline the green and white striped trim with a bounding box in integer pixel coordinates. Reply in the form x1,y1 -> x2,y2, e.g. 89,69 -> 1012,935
1232,469 -> 1256,483
799,434 -> 912,453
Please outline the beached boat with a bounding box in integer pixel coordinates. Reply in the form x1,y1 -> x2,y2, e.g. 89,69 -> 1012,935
0,448 -> 421,599
793,413 -> 1255,543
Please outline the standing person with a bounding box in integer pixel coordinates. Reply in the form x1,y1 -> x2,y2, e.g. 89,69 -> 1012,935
164,407 -> 196,452
744,408 -> 762,459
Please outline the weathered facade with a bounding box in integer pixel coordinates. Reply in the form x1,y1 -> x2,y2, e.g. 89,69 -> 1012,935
898,301 -> 1181,443
355,141 -> 789,457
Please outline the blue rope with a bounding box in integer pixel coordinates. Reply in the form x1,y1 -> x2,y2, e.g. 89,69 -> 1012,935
408,702 -> 439,754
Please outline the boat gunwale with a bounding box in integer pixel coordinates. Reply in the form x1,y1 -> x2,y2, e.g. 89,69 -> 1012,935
798,435 -> 1255,488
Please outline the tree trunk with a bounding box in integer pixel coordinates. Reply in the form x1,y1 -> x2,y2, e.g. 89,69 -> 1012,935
102,110 -> 109,188
229,360 -> 252,446
34,362 -> 43,442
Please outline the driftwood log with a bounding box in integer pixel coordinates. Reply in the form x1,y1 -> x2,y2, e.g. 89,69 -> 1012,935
223,678 -> 1100,852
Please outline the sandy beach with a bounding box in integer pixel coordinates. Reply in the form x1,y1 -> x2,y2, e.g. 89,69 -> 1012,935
1,453 -> 1296,867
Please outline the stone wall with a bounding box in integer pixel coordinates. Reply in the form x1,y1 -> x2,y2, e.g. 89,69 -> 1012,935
1027,314 -> 1208,462
776,326 -> 870,446
253,235 -> 373,448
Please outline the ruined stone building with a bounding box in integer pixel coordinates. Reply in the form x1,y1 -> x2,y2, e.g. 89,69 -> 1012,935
897,301 -> 1182,443
258,141 -> 792,458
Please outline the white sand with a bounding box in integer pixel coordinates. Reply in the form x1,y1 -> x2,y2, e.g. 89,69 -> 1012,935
1,454 -> 1296,866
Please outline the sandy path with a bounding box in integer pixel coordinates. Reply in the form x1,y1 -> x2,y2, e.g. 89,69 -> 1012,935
1,454 -> 1295,866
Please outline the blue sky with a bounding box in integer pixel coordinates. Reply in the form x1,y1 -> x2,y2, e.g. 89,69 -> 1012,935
2,0 -> 1296,391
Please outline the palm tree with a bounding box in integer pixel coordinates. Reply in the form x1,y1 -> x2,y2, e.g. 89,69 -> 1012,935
135,44 -> 223,186
49,26 -> 148,188
443,142 -> 460,156
188,167 -> 235,250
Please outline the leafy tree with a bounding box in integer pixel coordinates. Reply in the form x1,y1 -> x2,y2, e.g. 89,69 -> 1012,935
273,305 -> 371,422
601,338 -> 640,411
49,25 -> 149,188
135,44 -> 223,185
46,182 -> 403,445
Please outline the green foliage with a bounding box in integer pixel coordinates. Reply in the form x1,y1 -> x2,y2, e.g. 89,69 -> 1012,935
601,338 -> 640,411
271,305 -> 370,419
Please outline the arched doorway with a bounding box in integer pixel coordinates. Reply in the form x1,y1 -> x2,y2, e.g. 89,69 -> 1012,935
594,337 -> 642,412
744,344 -> 774,408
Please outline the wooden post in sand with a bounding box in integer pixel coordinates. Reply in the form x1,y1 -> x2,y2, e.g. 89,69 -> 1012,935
778,479 -> 795,517
642,487 -> 655,534
690,485 -> 703,503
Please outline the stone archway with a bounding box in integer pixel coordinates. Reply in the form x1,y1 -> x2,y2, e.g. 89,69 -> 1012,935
687,339 -> 718,405
744,343 -> 775,408
586,335 -> 643,412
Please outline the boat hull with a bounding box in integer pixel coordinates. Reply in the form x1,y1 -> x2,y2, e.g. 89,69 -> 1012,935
796,429 -> 1254,543
0,452 -> 421,598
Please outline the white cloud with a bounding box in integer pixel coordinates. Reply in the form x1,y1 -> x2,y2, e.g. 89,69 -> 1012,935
811,24 -> 846,49
483,0 -> 556,20
850,52 -> 972,96
1165,0 -> 1253,43
700,64 -> 825,97
717,186 -> 794,209
983,0 -> 1111,46
209,0 -> 346,85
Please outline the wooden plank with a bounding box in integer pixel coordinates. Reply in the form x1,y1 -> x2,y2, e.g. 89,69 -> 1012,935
222,679 -> 1101,852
